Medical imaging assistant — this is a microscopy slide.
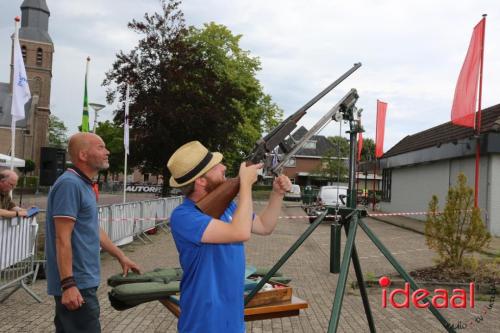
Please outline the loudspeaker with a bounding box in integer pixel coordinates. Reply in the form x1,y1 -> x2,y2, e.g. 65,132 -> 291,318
40,147 -> 66,186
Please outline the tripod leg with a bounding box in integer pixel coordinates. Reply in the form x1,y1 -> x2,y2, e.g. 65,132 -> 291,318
345,225 -> 376,333
328,215 -> 358,333
245,210 -> 328,305
358,219 -> 456,333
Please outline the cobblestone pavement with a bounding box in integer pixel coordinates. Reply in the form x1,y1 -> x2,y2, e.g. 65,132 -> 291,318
0,203 -> 498,332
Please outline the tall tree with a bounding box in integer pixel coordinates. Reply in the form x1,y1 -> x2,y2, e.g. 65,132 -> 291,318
103,0 -> 282,190
327,136 -> 349,157
360,137 -> 375,161
314,148 -> 348,183
95,121 -> 126,181
48,115 -> 68,148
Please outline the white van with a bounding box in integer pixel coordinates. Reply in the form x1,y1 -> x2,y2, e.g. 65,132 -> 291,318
317,186 -> 348,206
284,184 -> 301,201
307,185 -> 348,223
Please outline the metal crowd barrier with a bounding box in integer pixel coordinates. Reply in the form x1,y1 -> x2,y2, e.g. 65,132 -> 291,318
98,196 -> 183,246
0,216 -> 42,303
0,196 -> 183,303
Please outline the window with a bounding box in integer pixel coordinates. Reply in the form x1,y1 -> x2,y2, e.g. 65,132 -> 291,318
381,168 -> 392,202
21,45 -> 27,62
303,140 -> 316,149
284,157 -> 296,167
36,48 -> 43,66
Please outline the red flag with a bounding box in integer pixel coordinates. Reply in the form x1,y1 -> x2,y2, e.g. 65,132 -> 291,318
450,18 -> 485,128
375,100 -> 387,158
357,132 -> 363,161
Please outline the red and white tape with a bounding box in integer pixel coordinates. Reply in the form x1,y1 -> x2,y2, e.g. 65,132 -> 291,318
277,211 -> 440,219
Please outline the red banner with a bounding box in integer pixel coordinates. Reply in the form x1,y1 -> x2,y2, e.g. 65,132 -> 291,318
357,132 -> 363,161
450,18 -> 485,128
375,100 -> 387,158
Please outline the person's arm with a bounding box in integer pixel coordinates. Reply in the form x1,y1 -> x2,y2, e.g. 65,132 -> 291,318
201,163 -> 262,244
54,217 -> 84,311
0,205 -> 27,218
99,228 -> 141,276
0,208 -> 17,218
251,175 -> 292,235
12,206 -> 28,214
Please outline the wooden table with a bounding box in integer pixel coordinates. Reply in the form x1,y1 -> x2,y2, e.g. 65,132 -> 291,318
159,296 -> 308,321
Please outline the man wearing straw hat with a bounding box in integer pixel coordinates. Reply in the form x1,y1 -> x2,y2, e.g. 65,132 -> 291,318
167,140 -> 292,333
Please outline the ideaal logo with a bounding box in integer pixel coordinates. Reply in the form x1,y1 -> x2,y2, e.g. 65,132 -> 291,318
379,276 -> 497,330
379,276 -> 474,309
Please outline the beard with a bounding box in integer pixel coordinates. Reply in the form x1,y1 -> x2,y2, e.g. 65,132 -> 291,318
204,176 -> 224,193
89,157 -> 109,171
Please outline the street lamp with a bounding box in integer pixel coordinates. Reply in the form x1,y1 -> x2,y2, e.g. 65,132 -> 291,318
89,102 -> 105,133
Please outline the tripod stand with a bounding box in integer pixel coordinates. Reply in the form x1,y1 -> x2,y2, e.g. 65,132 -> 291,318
244,95 -> 456,333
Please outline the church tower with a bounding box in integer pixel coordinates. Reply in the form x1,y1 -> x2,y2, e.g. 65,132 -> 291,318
11,0 -> 54,173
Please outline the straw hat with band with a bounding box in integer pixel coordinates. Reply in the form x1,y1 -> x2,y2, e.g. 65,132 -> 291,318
167,141 -> 223,188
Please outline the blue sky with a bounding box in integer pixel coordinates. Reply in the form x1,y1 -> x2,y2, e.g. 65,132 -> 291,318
1,0 -> 499,151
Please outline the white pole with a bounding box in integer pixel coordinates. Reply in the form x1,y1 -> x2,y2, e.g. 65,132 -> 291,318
10,19 -> 21,171
10,122 -> 16,171
93,107 -> 98,133
123,152 -> 128,203
123,84 -> 130,203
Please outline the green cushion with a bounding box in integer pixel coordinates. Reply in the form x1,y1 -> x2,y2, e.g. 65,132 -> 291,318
107,267 -> 183,287
107,265 -> 291,311
108,280 -> 180,311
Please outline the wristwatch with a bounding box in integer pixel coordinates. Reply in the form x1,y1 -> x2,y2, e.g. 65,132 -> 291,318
15,211 -> 19,217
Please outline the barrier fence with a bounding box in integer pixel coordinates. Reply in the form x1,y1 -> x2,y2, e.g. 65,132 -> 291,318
98,196 -> 183,246
0,196 -> 183,303
0,216 -> 41,303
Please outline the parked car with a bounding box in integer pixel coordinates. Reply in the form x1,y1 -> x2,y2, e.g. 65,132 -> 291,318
307,185 -> 348,223
284,184 -> 301,201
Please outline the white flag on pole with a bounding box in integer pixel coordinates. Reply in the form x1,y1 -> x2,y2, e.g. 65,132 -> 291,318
11,27 -> 30,121
124,84 -> 130,155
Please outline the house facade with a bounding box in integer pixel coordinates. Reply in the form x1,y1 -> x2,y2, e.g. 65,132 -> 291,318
278,126 -> 347,186
379,104 -> 500,236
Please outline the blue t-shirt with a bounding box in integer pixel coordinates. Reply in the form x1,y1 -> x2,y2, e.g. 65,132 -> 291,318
170,199 -> 245,333
45,170 -> 101,296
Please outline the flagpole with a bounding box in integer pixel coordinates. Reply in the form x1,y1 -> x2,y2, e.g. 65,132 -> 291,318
473,14 -> 486,208
372,102 -> 378,211
123,151 -> 127,203
81,57 -> 90,132
10,18 -> 21,170
123,84 -> 130,203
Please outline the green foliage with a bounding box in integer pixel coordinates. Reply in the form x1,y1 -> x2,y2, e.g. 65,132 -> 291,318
327,136 -> 349,157
360,137 -> 375,161
425,173 -> 491,267
315,148 -> 348,182
17,176 -> 38,188
95,121 -> 126,179
103,0 -> 282,187
48,115 -> 68,148
17,159 -> 36,174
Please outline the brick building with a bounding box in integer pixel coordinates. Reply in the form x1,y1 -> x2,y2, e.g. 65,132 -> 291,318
279,126 -> 346,186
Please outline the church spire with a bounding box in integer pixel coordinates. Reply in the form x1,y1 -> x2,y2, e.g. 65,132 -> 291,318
19,0 -> 52,44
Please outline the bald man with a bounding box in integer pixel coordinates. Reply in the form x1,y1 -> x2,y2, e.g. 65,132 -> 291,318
45,133 -> 141,333
0,169 -> 27,218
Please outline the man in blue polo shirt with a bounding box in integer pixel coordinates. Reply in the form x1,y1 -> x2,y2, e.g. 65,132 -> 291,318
45,132 -> 141,333
167,141 -> 291,332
